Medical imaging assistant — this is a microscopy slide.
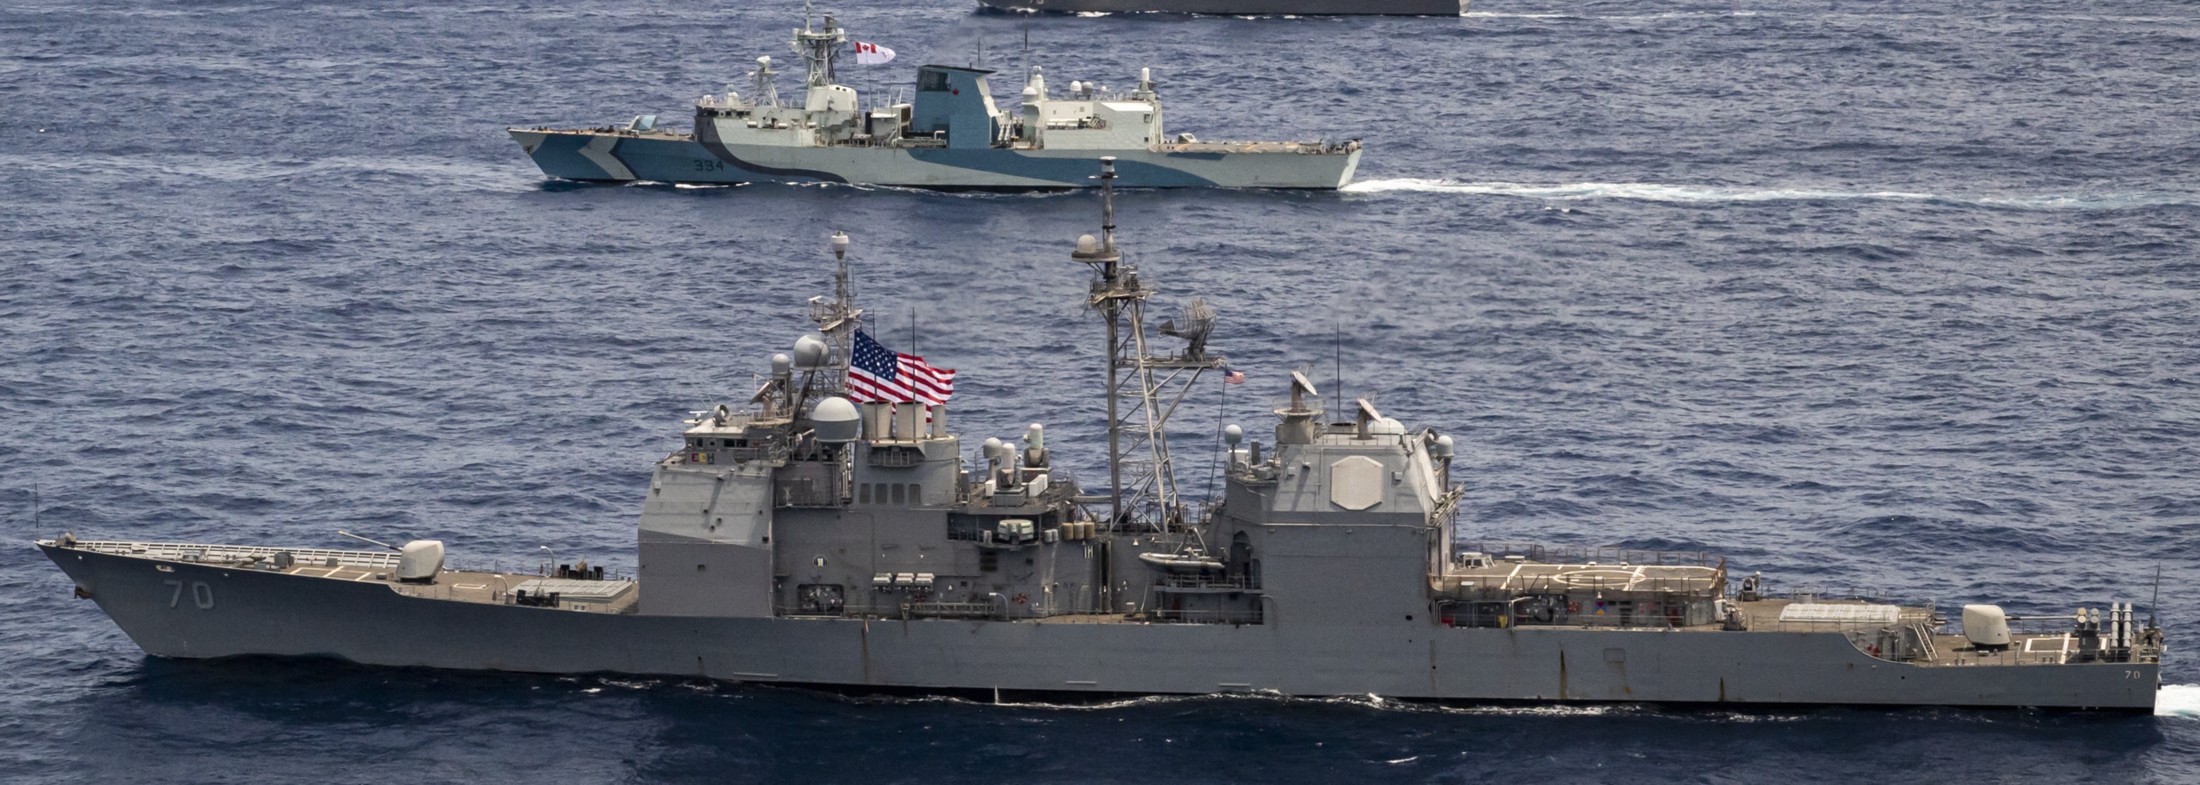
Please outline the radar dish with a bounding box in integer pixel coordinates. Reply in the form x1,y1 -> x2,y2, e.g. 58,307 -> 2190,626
1156,298 -> 1217,359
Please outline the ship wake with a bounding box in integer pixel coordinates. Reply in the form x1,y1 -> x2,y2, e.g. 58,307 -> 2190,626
2157,684 -> 2200,719
1339,178 -> 2199,211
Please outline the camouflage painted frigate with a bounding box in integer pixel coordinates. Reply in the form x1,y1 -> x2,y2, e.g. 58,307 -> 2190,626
38,161 -> 2164,710
508,14 -> 1360,189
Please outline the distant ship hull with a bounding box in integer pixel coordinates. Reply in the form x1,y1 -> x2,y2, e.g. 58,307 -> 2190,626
509,129 -> 1362,190
978,0 -> 1466,15
42,544 -> 2159,711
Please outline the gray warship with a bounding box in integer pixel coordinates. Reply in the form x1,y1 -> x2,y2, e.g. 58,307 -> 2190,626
978,0 -> 1466,16
38,161 -> 2164,711
508,14 -> 1360,189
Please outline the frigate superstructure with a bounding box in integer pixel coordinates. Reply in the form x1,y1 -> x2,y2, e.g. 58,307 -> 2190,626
37,160 -> 2164,711
507,13 -> 1360,189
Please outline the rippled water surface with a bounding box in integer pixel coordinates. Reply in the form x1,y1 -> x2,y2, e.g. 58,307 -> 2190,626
3,0 -> 2197,781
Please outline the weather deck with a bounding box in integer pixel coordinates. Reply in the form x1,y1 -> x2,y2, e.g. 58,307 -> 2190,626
51,539 -> 2110,667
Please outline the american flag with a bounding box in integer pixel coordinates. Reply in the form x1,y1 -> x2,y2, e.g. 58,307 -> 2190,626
847,329 -> 955,405
1223,368 -> 1245,385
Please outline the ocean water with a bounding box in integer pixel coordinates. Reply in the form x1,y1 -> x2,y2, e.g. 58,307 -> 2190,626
3,0 -> 2198,781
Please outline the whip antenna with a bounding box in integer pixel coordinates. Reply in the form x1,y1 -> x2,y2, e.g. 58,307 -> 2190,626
2150,562 -> 2162,628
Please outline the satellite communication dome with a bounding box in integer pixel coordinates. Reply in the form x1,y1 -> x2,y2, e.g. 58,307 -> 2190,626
792,333 -> 830,369
771,353 -> 793,379
811,396 -> 860,443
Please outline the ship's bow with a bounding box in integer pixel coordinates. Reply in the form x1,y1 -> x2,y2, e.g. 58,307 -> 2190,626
507,128 -> 636,182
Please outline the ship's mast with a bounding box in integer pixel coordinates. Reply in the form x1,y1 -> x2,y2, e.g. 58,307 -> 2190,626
1072,157 -> 1223,535
809,231 -> 863,393
794,2 -> 845,89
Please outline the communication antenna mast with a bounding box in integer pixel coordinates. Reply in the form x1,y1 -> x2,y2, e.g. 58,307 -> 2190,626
1072,157 -> 1224,534
809,231 -> 864,381
793,5 -> 846,89
2150,562 -> 2162,628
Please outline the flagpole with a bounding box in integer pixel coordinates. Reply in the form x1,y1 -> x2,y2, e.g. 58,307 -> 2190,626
1204,369 -> 1227,505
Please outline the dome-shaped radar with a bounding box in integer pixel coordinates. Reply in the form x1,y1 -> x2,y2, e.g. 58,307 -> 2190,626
770,353 -> 793,379
1370,417 -> 1408,436
1076,234 -> 1099,255
1432,434 -> 1456,459
811,396 -> 860,443
1223,424 -> 1244,447
792,333 -> 830,370
982,436 -> 1006,463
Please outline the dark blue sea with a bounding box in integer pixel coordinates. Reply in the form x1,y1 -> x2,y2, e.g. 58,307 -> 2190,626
4,0 -> 2199,781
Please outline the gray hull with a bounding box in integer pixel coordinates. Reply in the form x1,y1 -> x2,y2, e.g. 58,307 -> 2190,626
43,544 -> 2159,710
509,129 -> 1361,189
978,0 -> 1465,15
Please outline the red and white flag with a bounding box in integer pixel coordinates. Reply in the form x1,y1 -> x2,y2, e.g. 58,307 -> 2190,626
853,41 -> 896,65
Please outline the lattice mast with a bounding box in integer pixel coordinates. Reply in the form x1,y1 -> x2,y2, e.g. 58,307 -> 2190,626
806,231 -> 864,395
794,0 -> 845,89
1071,157 -> 1224,533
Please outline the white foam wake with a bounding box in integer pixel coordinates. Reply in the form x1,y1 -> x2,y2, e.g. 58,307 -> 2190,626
1343,178 -> 1931,203
1340,178 -> 2196,210
2159,684 -> 2200,718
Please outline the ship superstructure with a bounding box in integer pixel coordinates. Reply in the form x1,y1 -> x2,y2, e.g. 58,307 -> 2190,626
508,13 -> 1360,189
37,160 -> 2163,711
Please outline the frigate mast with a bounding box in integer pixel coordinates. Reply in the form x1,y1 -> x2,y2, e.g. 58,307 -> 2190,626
1072,157 -> 1224,536
793,0 -> 845,90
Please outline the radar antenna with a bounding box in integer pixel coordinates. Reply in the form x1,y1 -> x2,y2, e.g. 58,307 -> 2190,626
1072,157 -> 1225,535
751,56 -> 781,108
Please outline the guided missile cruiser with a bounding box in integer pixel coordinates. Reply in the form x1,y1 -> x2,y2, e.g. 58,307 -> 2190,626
38,161 -> 2164,711
508,14 -> 1361,189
